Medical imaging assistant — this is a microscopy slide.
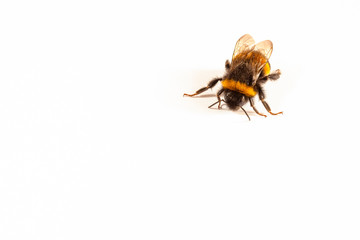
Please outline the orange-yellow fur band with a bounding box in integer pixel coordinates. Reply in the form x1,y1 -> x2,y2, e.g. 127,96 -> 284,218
221,79 -> 257,97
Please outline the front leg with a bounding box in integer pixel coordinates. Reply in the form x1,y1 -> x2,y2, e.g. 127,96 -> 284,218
208,88 -> 224,109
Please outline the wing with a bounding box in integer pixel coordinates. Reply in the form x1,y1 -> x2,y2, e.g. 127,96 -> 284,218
232,34 -> 255,61
250,40 -> 273,85
254,40 -> 273,60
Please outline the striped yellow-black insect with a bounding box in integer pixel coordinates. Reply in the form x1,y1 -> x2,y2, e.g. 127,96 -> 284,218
183,34 -> 282,120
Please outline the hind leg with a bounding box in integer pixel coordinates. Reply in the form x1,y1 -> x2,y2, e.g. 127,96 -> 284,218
257,85 -> 283,115
249,97 -> 267,117
261,100 -> 283,115
258,69 -> 281,84
184,77 -> 222,97
225,60 -> 231,70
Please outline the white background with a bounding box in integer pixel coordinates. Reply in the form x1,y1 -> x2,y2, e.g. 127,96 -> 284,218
1,0 -> 360,239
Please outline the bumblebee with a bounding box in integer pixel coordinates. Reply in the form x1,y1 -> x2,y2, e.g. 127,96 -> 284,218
184,34 -> 282,120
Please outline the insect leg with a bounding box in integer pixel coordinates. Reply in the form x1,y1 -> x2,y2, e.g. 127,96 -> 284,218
249,97 -> 267,117
208,99 -> 226,109
261,100 -> 283,115
257,86 -> 283,115
216,88 -> 224,109
267,69 -> 281,81
208,88 -> 225,109
225,60 -> 231,70
258,69 -> 281,83
184,77 -> 222,97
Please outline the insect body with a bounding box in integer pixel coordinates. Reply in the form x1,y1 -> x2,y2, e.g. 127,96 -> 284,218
184,34 -> 282,120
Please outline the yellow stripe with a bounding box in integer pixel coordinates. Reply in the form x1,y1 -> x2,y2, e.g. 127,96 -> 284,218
221,79 -> 257,97
263,62 -> 271,76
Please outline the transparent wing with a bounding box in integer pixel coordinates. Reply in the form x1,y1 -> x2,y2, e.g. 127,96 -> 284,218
254,40 -> 273,60
232,34 -> 255,61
